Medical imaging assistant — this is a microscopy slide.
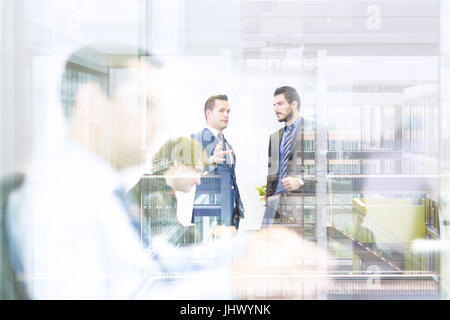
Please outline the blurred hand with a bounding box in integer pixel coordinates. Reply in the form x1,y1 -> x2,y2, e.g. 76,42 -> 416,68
281,176 -> 304,191
209,142 -> 233,165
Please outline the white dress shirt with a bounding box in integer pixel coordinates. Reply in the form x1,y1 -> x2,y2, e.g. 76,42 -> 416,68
206,126 -> 233,165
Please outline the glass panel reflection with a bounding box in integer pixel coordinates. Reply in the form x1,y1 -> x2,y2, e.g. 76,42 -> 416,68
0,0 -> 446,300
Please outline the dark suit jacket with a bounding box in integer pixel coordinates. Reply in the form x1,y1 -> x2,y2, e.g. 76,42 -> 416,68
267,118 -> 308,197
191,128 -> 244,229
0,174 -> 28,299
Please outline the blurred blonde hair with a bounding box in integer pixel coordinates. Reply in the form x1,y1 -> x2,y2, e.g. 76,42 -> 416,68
151,137 -> 207,175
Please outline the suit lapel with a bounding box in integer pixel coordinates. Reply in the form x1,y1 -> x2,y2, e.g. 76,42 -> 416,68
277,127 -> 284,152
202,128 -> 218,156
224,138 -> 235,169
277,127 -> 284,149
271,128 -> 284,173
203,128 -> 234,171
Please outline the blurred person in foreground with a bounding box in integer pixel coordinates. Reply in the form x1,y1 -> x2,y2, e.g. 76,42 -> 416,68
5,43 -> 227,299
5,43 -> 331,300
128,136 -> 207,247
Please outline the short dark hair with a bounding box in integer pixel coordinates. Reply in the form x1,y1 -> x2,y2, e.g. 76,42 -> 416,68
274,86 -> 301,110
60,42 -> 159,119
204,94 -> 228,120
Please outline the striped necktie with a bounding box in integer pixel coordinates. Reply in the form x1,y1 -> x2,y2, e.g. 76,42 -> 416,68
279,124 -> 295,180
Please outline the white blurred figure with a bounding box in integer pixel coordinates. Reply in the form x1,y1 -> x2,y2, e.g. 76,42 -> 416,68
5,43 -> 233,299
6,42 -> 332,300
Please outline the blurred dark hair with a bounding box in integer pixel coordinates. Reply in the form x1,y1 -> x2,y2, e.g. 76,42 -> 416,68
274,86 -> 301,110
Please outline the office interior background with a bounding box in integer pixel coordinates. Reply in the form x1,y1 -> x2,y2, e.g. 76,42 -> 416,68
1,0 -> 450,299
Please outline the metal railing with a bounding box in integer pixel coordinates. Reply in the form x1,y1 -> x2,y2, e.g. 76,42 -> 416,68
329,195 -> 428,272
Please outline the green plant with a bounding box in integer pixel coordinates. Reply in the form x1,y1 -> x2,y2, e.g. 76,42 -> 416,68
255,184 -> 267,205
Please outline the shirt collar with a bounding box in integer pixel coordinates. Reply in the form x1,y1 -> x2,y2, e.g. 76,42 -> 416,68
206,125 -> 221,138
285,116 -> 301,131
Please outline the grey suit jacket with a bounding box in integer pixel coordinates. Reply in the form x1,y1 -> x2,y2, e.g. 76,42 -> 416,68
266,118 -> 306,197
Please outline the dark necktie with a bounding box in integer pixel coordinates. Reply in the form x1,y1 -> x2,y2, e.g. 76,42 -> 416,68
279,124 -> 295,181
217,131 -> 225,148
217,132 -> 232,166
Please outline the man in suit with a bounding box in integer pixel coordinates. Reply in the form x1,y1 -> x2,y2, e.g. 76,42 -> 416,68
263,86 -> 305,226
191,95 -> 245,230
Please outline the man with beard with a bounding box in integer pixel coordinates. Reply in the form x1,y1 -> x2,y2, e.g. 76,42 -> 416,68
263,86 -> 306,226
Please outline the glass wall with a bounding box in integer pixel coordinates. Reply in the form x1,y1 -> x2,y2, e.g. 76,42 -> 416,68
1,0 -> 447,300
